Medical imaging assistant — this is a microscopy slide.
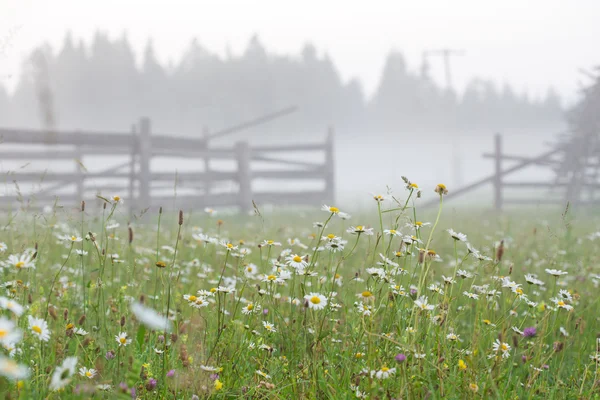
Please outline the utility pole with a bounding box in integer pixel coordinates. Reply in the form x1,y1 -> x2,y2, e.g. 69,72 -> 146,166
422,48 -> 465,90
423,48 -> 466,187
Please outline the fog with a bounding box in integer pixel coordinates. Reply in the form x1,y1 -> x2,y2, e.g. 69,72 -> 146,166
0,0 -> 597,211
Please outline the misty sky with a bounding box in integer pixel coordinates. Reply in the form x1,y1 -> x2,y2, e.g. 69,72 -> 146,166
1,0 -> 598,104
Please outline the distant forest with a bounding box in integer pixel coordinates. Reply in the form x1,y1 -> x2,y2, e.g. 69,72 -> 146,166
0,33 -> 564,139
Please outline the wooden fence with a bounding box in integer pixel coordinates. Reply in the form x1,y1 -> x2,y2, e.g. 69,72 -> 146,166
423,133 -> 577,210
0,117 -> 335,213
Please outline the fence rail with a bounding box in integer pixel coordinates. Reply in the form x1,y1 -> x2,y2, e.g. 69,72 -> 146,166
0,117 -> 335,213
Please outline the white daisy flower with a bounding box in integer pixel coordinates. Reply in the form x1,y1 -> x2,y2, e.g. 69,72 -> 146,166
28,316 -> 50,342
50,356 -> 78,391
304,293 -> 328,310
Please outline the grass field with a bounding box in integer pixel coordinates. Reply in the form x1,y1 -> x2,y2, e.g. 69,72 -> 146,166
0,183 -> 599,399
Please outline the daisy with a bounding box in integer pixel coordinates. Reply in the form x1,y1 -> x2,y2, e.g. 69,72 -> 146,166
74,327 -> 88,336
321,205 -> 350,219
371,366 -> 396,380
447,229 -> 468,242
414,296 -> 435,311
446,333 -> 460,341
0,356 -> 29,381
244,263 -> 258,276
115,332 -> 131,347
545,269 -> 567,277
0,318 -> 22,345
286,254 -> 308,270
558,289 -> 572,301
242,303 -> 259,315
384,229 -> 401,237
304,293 -> 328,310
220,241 -> 238,252
346,225 -> 374,235
204,207 -> 216,216
111,195 -> 124,205
552,298 -> 573,311
0,243 -> 6,253
525,274 -> 545,286
260,240 -> 281,247
50,356 -> 78,391
200,365 -> 220,372
131,302 -> 172,332
79,367 -> 97,379
61,235 -> 83,243
456,269 -> 473,279
28,316 -> 50,342
0,297 -> 24,317
262,274 -> 284,284
262,321 -> 277,333
324,239 -> 345,253
4,253 -> 35,270
463,291 -> 479,300
255,370 -> 272,379
492,339 -> 511,358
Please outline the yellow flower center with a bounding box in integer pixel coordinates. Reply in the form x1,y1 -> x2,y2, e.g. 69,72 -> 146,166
409,183 -> 418,188
483,319 -> 491,325
247,267 -> 253,272
415,221 -> 422,226
557,301 -> 565,307
329,206 -> 339,213
71,236 -> 77,241
188,295 -> 197,302
0,329 -> 6,338
66,323 -> 74,330
113,196 -> 120,202
310,296 -> 321,304
267,240 -> 274,245
356,225 -> 364,231
85,371 -> 92,377
381,367 -> 390,372
15,261 -> 24,268
334,273 -> 341,279
210,288 -> 217,293
226,243 -> 233,248
500,343 -> 508,351
362,291 -> 373,298
267,275 -> 276,281
389,230 -> 396,234
120,337 -> 126,344
247,304 -> 253,310
327,234 -> 335,239
293,256 -> 302,263
32,325 -> 42,334
516,288 -> 523,295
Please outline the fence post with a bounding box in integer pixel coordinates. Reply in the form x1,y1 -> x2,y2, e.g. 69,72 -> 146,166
235,141 -> 252,213
203,126 -> 211,200
74,140 -> 84,202
494,133 -> 503,211
324,126 -> 335,204
129,123 -> 137,216
139,117 -> 151,209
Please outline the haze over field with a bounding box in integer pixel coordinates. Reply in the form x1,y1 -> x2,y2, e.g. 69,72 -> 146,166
0,0 -> 597,206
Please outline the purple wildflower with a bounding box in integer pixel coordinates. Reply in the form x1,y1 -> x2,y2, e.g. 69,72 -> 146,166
523,327 -> 537,337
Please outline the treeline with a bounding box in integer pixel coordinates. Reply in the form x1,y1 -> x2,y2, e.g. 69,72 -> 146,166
0,32 -> 564,139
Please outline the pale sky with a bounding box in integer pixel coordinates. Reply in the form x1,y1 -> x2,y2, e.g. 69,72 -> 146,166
1,0 -> 598,104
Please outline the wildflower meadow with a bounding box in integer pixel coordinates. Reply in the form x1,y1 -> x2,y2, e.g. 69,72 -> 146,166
0,181 -> 599,399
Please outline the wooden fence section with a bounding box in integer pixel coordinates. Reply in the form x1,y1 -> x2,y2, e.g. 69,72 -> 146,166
0,117 -> 335,213
423,134 -> 576,210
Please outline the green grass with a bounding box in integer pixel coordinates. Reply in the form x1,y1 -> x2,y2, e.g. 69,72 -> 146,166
0,189 -> 599,399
